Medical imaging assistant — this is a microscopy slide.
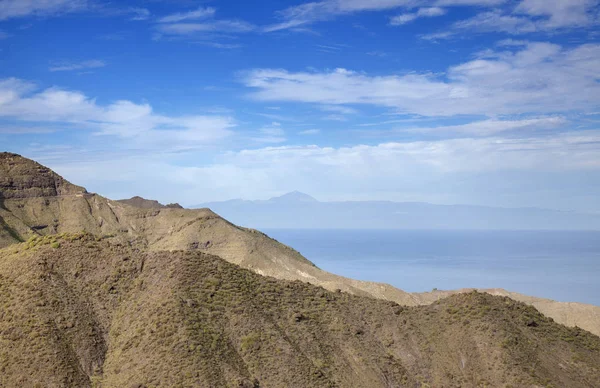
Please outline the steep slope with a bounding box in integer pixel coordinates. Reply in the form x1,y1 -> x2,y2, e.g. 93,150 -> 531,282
0,153 -> 417,304
1,152 -> 600,337
1,235 -> 599,388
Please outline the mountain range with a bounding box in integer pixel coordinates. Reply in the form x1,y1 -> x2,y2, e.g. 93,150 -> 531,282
193,191 -> 600,230
1,152 -> 600,387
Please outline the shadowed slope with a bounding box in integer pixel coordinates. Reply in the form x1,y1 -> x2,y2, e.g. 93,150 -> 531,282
1,235 -> 599,387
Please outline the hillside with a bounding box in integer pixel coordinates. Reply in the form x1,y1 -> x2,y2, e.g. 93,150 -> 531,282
1,235 -> 599,387
116,196 -> 183,209
1,152 -> 600,339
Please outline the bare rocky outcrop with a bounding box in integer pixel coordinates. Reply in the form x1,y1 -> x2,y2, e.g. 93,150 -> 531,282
0,152 -> 86,199
1,152 -> 600,338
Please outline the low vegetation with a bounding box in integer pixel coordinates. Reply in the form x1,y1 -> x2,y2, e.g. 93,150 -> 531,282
0,235 -> 599,387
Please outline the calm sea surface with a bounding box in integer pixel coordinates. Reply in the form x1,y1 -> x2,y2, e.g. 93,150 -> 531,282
262,229 -> 600,306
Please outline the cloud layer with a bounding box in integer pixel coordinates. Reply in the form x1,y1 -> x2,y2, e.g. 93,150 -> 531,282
0,78 -> 235,148
44,130 -> 600,209
244,42 -> 600,117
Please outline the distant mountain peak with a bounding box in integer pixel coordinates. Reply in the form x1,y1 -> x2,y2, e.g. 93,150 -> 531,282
269,191 -> 318,203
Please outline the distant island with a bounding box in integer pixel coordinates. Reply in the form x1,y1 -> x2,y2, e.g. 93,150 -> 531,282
193,191 -> 600,230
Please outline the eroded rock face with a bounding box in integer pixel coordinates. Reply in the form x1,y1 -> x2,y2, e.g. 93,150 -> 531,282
0,153 -> 86,199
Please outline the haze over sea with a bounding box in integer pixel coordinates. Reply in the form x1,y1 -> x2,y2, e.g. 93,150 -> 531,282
264,229 -> 600,306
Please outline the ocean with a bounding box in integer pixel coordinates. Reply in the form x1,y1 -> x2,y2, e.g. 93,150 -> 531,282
262,229 -> 600,306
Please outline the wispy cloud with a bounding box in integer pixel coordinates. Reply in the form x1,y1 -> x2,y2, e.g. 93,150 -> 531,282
402,117 -> 567,137
319,105 -> 358,115
316,44 -> 345,53
424,1 -> 600,39
157,6 -> 215,23
299,129 -> 320,135
224,132 -> 600,175
515,0 -> 598,28
157,20 -> 255,35
128,7 -> 150,21
155,7 -> 254,38
199,42 -> 243,49
97,32 -> 126,41
255,122 -> 286,143
49,60 -> 106,72
390,7 -> 446,26
265,0 -> 503,32
242,42 -> 600,118
0,126 -> 56,134
0,0 -> 88,20
367,51 -> 388,57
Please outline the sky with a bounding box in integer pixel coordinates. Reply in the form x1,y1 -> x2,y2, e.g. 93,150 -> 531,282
1,0 -> 599,212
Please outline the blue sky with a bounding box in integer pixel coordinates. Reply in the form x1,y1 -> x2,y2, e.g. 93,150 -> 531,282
1,0 -> 599,212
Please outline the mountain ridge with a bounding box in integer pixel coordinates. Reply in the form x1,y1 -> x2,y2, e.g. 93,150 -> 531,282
200,191 -> 572,212
1,152 -> 600,339
1,234 -> 599,387
192,192 -> 600,230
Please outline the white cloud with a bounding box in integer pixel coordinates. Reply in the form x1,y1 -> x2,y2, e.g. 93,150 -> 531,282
223,132 -> 600,174
0,126 -> 55,134
405,117 -> 567,136
129,7 -> 150,21
419,31 -> 455,41
390,7 -> 446,25
155,6 -> 254,37
243,42 -> 600,117
49,59 -> 106,72
265,0 -> 503,31
319,105 -> 358,114
430,0 -> 599,38
299,129 -> 321,135
515,0 -> 598,28
255,122 -> 286,143
158,7 -> 215,23
201,42 -> 242,50
452,10 -> 538,34
188,131 -> 600,205
0,78 -> 235,147
435,0 -> 505,4
0,0 -> 87,20
496,38 -> 530,47
157,20 -> 255,35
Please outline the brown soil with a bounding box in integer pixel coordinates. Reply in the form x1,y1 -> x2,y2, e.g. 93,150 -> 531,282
1,234 -> 599,388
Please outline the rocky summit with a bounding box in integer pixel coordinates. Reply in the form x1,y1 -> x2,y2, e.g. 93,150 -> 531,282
0,152 -> 600,387
0,152 -> 87,200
